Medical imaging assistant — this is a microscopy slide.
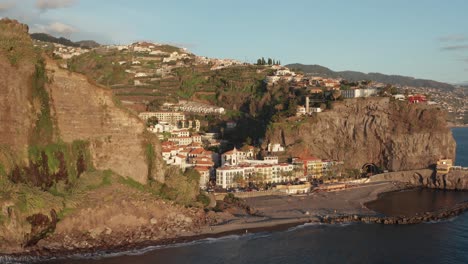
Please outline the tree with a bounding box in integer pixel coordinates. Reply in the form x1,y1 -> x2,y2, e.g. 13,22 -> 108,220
244,136 -> 252,146
286,99 -> 298,117
261,57 -> 266,65
146,116 -> 159,127
257,58 -> 262,65
233,174 -> 246,188
331,90 -> 342,101
250,173 -> 266,188
267,58 -> 272,65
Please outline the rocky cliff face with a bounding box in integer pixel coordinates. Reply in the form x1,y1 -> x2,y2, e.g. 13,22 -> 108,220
265,98 -> 456,171
0,18 -> 164,183
46,60 -> 164,183
0,19 -> 36,167
370,169 -> 468,190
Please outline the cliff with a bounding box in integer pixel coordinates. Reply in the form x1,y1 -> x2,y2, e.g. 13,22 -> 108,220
0,19 -> 181,254
45,59 -> 164,183
265,98 -> 456,171
0,18 -> 164,183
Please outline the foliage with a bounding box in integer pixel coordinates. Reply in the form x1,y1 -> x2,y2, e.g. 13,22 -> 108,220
196,192 -> 211,207
30,58 -> 54,146
144,142 -> 155,181
162,167 -> 201,206
256,57 -> 280,66
10,140 -> 92,191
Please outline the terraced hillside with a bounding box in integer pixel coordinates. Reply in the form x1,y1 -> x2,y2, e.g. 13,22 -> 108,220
66,45 -> 276,114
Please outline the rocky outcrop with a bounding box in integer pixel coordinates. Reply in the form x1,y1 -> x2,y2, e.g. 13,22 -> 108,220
0,18 -> 164,183
265,98 -> 456,171
46,60 -> 164,183
0,19 -> 37,166
320,201 -> 468,224
370,169 -> 468,190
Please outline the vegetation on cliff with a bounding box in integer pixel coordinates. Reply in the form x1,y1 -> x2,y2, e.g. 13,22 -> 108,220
0,19 -> 213,253
264,98 -> 455,172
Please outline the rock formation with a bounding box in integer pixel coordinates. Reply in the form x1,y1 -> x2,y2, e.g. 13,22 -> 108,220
370,169 -> 468,190
264,98 -> 456,171
0,18 -> 164,183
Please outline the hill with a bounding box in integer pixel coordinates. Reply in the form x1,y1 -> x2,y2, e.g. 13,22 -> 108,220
0,19 -> 207,254
286,63 -> 455,91
30,33 -> 100,48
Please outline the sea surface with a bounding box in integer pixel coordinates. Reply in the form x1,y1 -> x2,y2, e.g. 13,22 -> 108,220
43,128 -> 468,264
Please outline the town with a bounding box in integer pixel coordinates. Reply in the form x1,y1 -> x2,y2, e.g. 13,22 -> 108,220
31,37 -> 467,195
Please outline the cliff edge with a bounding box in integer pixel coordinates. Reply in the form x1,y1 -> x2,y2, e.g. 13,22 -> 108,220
0,18 -> 163,183
265,97 -> 456,171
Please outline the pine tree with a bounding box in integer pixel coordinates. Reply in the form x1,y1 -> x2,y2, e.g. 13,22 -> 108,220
267,58 -> 272,65
257,58 -> 262,65
261,57 -> 266,65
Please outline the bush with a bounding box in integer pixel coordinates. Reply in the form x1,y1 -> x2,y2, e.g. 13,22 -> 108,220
197,193 -> 211,207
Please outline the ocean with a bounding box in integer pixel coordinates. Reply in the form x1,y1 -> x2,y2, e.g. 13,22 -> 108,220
43,128 -> 468,264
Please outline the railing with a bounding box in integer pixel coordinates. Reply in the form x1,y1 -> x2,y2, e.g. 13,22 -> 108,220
214,190 -> 284,200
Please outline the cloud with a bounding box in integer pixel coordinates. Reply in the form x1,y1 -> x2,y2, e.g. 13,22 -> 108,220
0,1 -> 15,12
36,0 -> 77,11
438,34 -> 468,42
441,45 -> 468,51
31,21 -> 77,36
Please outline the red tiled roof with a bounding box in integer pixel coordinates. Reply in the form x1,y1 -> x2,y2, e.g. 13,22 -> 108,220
194,166 -> 210,172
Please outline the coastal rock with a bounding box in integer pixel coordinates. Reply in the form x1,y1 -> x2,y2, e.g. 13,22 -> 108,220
264,98 -> 455,171
370,170 -> 468,190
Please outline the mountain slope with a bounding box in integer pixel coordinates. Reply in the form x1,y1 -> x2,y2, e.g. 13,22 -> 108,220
30,33 -> 100,48
286,63 -> 455,90
0,19 -> 208,254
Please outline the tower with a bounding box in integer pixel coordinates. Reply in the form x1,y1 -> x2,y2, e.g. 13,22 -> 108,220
305,96 -> 310,114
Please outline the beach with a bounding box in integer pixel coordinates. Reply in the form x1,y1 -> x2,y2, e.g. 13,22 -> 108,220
200,181 -> 402,236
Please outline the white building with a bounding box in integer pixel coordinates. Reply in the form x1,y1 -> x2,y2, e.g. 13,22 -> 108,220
267,143 -> 285,153
341,88 -> 378,98
216,166 -> 247,189
194,166 -> 211,189
221,147 -> 255,166
215,162 -> 294,189
138,112 -> 185,124
135,72 -> 148,78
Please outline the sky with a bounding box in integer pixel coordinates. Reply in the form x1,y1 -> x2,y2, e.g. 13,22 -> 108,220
1,0 -> 468,84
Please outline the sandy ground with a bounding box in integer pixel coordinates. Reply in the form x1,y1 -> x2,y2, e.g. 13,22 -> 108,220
202,181 -> 402,235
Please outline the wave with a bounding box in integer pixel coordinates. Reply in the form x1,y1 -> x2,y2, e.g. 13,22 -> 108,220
6,232 -> 274,263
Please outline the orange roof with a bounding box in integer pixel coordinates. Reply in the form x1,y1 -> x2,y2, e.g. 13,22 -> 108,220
223,148 -> 238,155
194,166 -> 210,171
190,148 -> 205,155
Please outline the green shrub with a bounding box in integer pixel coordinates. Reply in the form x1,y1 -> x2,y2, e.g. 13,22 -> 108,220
196,193 -> 211,207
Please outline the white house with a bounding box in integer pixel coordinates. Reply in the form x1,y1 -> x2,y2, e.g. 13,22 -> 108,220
268,143 -> 285,153
221,147 -> 255,166
135,72 -> 148,78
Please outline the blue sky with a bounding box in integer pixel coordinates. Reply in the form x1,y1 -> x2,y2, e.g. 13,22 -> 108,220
1,0 -> 468,83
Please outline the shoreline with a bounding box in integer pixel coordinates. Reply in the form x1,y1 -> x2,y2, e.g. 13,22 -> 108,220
2,183 -> 468,262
